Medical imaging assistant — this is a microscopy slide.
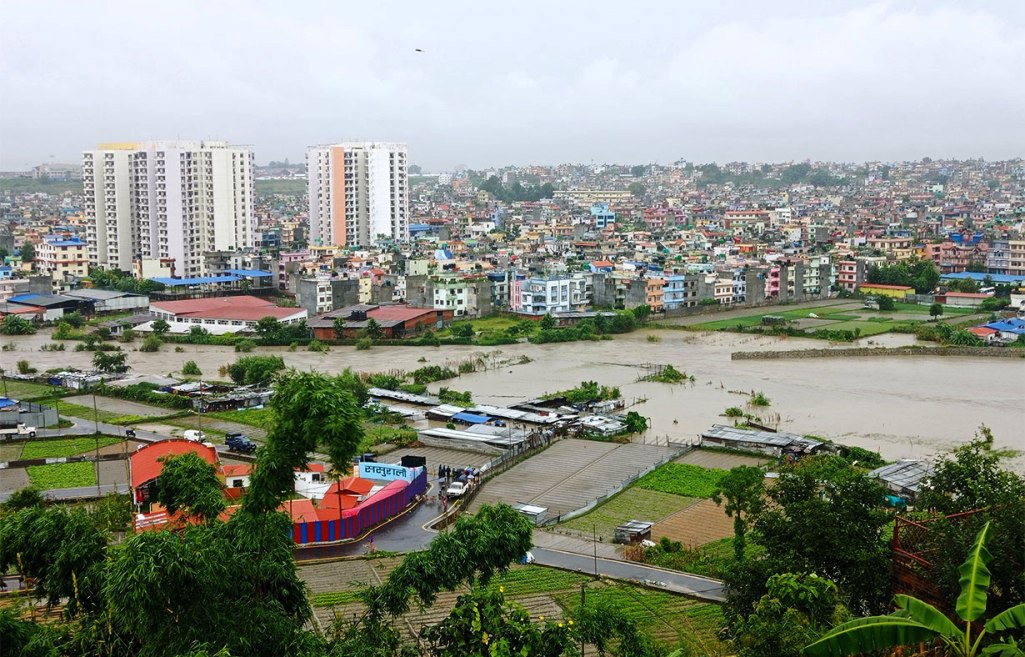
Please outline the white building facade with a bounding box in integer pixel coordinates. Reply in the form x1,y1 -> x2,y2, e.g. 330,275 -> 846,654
307,142 -> 409,248
83,141 -> 255,277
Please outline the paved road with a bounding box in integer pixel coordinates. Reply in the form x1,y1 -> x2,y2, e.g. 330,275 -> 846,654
531,547 -> 726,602
35,417 -> 165,441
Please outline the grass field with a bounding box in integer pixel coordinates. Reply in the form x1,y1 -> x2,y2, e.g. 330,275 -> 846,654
1,380 -> 62,401
20,437 -> 120,459
561,488 -> 697,539
686,300 -> 977,339
635,463 -> 727,498
205,408 -> 275,429
57,402 -> 145,425
439,315 -> 530,336
26,461 -> 96,489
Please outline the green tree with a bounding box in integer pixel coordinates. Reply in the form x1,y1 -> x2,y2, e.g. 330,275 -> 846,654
539,313 -> 556,330
151,318 -> 170,336
712,466 -> 766,561
53,320 -> 74,339
92,350 -> 130,374
915,434 -> 1025,613
0,506 -> 108,615
156,452 -> 226,523
333,316 -> 347,340
805,523 -> 1025,657
182,360 -> 202,376
733,573 -> 848,657
0,314 -> 37,335
451,322 -> 475,338
19,242 -> 35,263
243,370 -> 365,515
254,316 -> 283,343
628,181 -> 647,197
726,471 -> 891,620
364,317 -> 384,341
632,304 -> 651,321
930,302 -> 944,320
1,486 -> 44,511
139,334 -> 162,352
875,295 -> 895,311
226,355 -> 285,386
63,311 -> 85,328
630,164 -> 648,177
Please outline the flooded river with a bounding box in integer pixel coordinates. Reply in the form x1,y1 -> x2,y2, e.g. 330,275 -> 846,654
3,328 -> 1023,469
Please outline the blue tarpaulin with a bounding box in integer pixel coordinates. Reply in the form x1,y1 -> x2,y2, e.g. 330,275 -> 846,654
0,397 -> 18,409
452,412 -> 491,425
226,269 -> 273,277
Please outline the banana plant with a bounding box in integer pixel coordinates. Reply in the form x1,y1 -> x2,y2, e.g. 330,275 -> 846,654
804,522 -> 1025,657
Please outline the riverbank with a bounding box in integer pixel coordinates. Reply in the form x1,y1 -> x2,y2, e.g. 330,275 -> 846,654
732,346 -> 1025,360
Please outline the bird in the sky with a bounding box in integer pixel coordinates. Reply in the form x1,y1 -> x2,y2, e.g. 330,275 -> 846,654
415,48 -> 423,52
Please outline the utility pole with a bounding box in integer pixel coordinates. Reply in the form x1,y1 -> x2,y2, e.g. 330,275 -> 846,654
93,388 -> 101,497
593,522 -> 598,577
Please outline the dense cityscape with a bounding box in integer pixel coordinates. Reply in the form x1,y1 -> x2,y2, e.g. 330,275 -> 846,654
1,2 -> 1023,657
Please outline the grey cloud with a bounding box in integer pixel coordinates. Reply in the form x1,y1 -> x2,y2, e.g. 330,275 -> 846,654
1,0 -> 1022,170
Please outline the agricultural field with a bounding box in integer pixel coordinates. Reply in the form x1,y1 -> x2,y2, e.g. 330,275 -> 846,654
553,583 -> 725,654
19,436 -> 120,459
26,461 -> 96,489
301,559 -> 724,653
635,463 -> 727,499
560,488 -> 697,541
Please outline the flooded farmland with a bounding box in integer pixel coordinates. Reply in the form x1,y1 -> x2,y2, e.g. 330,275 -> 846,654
3,328 -> 1023,470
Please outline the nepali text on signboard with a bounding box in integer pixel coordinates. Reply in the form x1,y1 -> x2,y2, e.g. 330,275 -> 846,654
358,462 -> 414,482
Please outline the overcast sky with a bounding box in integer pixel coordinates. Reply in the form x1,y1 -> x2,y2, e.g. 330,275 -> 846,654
2,1 -> 1023,171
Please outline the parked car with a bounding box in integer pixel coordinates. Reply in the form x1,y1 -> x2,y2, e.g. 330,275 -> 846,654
520,551 -> 536,565
446,481 -> 468,498
183,430 -> 206,442
225,433 -> 257,454
125,429 -> 137,438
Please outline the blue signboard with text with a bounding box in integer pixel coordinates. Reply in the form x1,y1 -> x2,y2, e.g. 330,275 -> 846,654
358,462 -> 414,482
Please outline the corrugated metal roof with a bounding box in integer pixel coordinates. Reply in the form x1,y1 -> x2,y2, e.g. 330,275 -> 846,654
701,424 -> 822,450
868,460 -> 933,493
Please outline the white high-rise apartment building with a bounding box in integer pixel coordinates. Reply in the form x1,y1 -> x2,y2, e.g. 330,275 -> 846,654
83,140 -> 255,277
307,142 -> 408,247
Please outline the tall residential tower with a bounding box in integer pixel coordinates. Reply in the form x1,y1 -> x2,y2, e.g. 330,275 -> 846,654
307,142 -> 409,248
83,140 -> 255,277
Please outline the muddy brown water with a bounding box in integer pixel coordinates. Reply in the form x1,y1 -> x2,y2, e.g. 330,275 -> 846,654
3,328 -> 1023,470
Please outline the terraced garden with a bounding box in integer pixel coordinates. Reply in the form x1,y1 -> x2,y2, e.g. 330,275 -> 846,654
300,559 -> 725,652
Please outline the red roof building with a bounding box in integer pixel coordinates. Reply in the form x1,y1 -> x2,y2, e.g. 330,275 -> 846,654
148,295 -> 307,332
130,439 -> 219,490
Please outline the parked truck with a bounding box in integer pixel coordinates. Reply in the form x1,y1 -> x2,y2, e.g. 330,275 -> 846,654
0,424 -> 37,439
